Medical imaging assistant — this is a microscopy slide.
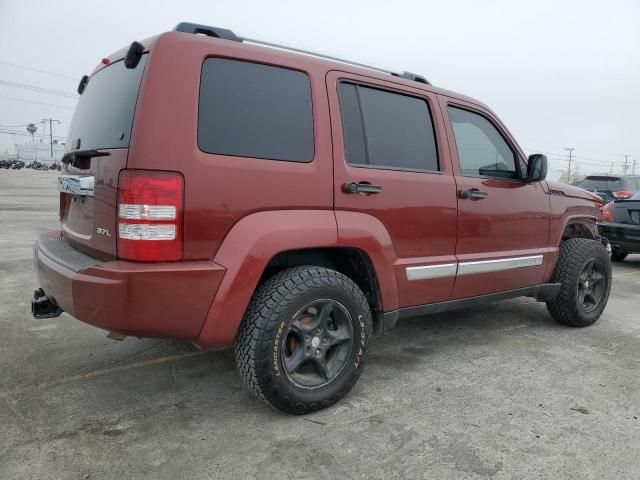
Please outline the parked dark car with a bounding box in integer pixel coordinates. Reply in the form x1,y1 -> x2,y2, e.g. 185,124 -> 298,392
599,192 -> 640,261
578,175 -> 640,203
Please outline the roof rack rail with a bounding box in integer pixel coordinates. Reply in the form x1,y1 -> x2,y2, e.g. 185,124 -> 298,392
173,23 -> 431,85
174,22 -> 242,42
393,71 -> 429,84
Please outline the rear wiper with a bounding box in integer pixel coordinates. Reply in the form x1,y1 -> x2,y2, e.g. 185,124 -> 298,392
61,149 -> 110,169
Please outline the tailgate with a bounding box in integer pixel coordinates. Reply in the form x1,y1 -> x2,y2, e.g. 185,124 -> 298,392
60,151 -> 127,259
612,200 -> 640,225
58,53 -> 148,259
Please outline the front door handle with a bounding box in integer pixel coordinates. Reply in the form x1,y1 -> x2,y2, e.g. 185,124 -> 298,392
343,182 -> 383,195
459,188 -> 488,200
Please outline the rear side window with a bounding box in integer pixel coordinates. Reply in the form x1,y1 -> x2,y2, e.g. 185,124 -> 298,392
448,106 -> 517,179
67,55 -> 147,151
338,82 -> 439,172
198,59 -> 314,162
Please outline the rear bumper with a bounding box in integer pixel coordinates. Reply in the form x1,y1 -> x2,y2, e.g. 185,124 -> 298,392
34,231 -> 226,340
598,222 -> 640,253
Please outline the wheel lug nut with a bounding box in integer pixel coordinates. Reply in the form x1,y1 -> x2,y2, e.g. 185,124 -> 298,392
315,349 -> 320,356
322,338 -> 328,344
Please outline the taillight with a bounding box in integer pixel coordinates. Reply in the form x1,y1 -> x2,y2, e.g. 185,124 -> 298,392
117,170 -> 183,261
612,190 -> 631,199
600,202 -> 614,222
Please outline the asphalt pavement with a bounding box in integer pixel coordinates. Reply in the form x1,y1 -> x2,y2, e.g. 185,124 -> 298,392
1,169 -> 639,479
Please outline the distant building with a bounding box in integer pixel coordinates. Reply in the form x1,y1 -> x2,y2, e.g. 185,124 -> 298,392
0,152 -> 19,161
556,170 -> 586,184
16,142 -> 65,164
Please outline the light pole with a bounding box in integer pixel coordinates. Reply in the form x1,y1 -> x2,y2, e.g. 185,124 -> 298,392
623,154 -> 631,175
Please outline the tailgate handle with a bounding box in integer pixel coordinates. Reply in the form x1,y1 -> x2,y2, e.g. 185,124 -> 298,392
58,175 -> 95,197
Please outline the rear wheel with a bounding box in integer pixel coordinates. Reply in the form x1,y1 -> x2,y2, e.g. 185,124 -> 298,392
235,266 -> 372,414
611,250 -> 628,262
547,238 -> 611,327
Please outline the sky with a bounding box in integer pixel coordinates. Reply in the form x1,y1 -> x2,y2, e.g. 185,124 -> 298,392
0,0 -> 638,176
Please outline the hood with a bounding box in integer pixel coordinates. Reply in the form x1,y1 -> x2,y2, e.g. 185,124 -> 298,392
546,181 -> 603,204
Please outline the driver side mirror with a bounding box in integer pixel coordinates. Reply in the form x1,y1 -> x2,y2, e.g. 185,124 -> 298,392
526,154 -> 548,182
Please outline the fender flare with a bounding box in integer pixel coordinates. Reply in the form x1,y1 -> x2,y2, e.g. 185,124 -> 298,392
544,213 -> 598,281
556,213 -> 598,245
196,209 -> 400,348
334,210 -> 400,312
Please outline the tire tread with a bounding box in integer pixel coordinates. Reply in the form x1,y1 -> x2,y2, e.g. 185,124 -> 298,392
235,266 -> 371,414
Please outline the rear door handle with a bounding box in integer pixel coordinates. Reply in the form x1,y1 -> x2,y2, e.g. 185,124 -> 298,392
459,188 -> 488,200
343,182 -> 383,195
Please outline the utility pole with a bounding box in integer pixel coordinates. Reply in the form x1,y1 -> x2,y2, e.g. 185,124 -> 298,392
564,147 -> 575,183
633,159 -> 637,175
610,162 -> 614,174
623,154 -> 631,174
42,118 -> 60,161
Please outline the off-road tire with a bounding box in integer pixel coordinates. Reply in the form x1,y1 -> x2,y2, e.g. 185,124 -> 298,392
235,266 -> 372,414
610,250 -> 628,262
546,238 -> 611,327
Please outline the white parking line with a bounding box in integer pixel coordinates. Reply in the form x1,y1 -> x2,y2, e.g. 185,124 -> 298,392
28,324 -> 57,332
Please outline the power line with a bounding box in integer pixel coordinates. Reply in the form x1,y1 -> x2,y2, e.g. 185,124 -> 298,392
0,128 -> 65,139
0,60 -> 77,81
525,147 -> 632,168
525,146 -> 631,161
0,95 -> 75,110
0,79 -> 78,98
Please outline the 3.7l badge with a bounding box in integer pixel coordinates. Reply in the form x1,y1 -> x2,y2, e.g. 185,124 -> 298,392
96,227 -> 111,237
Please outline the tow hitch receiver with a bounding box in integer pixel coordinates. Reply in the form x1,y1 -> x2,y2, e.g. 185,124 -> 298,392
31,288 -> 63,319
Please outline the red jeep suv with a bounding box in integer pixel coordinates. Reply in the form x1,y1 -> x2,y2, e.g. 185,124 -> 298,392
32,23 -> 611,414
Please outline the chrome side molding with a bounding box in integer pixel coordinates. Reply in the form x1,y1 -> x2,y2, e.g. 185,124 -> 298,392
457,255 -> 544,276
406,255 -> 544,281
406,263 -> 457,281
57,175 -> 95,197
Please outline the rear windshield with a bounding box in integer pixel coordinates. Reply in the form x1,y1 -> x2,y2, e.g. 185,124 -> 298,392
66,55 -> 147,151
579,177 -> 623,190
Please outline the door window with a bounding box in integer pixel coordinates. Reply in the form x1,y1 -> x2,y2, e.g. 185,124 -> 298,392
448,106 -> 518,179
338,82 -> 439,172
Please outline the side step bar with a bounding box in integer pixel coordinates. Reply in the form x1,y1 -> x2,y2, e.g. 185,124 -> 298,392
380,283 -> 562,334
31,288 -> 63,319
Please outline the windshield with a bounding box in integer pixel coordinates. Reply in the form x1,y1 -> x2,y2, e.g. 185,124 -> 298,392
66,55 -> 147,151
579,177 -> 623,190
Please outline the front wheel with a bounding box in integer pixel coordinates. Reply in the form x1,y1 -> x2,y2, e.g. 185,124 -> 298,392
547,238 -> 612,327
235,266 -> 372,414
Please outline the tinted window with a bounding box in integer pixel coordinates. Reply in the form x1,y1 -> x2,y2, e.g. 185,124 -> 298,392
579,177 -> 624,190
199,59 -> 313,162
67,55 -> 147,151
448,107 -> 517,179
338,83 -> 439,171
